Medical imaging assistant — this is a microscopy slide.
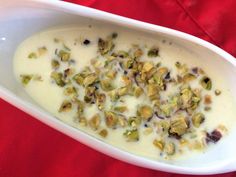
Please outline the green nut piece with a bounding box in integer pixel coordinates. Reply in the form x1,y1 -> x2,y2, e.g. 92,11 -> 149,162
58,50 -> 70,62
200,76 -> 212,90
123,129 -> 139,142
51,71 -> 66,87
28,52 -> 37,59
192,112 -> 205,128
104,111 -> 118,128
51,59 -> 60,70
83,73 -> 98,87
137,105 -> 153,120
88,114 -> 101,130
128,117 -> 141,128
147,48 -> 159,57
153,139 -> 165,151
164,142 -> 175,155
59,100 -> 72,112
169,116 -> 188,136
20,74 -> 33,86
100,79 -> 114,91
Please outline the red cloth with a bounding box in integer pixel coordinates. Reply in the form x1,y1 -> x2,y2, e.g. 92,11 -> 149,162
0,0 -> 236,177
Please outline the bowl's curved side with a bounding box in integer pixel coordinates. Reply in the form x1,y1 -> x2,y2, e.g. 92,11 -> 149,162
0,0 -> 236,174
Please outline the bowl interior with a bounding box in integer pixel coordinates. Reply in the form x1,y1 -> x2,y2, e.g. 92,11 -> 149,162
0,1 -> 236,171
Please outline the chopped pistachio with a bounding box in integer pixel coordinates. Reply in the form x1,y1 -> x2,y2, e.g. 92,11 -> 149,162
180,86 -> 193,109
136,61 -> 144,72
217,124 -> 228,133
84,86 -> 96,103
193,140 -> 204,150
192,112 -> 205,128
176,63 -> 188,75
100,79 -> 114,91
89,114 -> 101,130
58,50 -> 70,62
117,86 -> 129,96
182,73 -> 196,83
175,61 -> 181,68
64,86 -> 77,96
143,127 -> 153,135
177,75 -> 183,83
146,68 -> 158,80
142,62 -> 154,72
73,73 -> 84,85
123,58 -> 134,69
204,106 -> 211,111
32,74 -> 43,81
105,70 -> 117,79
121,76 -> 131,86
90,58 -> 102,68
147,84 -> 159,100
123,129 -> 139,142
215,89 -> 221,96
54,38 -> 60,43
77,116 -> 87,126
160,103 -> 172,117
96,93 -> 106,110
169,116 -> 188,136
116,50 -> 129,58
20,74 -> 33,86
108,90 -> 119,102
114,106 -> 128,113
128,117 -> 141,128
38,46 -> 47,56
169,95 -> 181,111
156,62 -> 161,68
106,54 -> 117,62
98,37 -> 114,55
164,142 -> 175,155
137,105 -> 153,121
117,115 -> 127,127
51,59 -> 60,70
147,48 -> 159,57
153,139 -> 165,150
156,67 -> 168,78
59,100 -> 72,112
133,47 -> 143,59
83,73 -> 98,87
64,68 -> 75,78
94,68 -> 101,75
156,120 -> 170,133
198,68 -> 205,75
133,86 -> 143,98
200,76 -> 212,90
76,100 -> 85,116
28,52 -> 37,59
99,129 -> 108,138
50,71 -> 66,87
104,111 -> 118,128
179,139 -> 188,146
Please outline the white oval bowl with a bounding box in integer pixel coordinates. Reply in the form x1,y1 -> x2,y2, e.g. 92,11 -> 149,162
0,0 -> 236,174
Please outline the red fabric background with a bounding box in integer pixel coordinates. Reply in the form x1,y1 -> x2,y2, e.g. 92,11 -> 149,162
0,0 -> 236,177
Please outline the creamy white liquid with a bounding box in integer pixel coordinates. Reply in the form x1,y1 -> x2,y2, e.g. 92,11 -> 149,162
13,25 -> 236,162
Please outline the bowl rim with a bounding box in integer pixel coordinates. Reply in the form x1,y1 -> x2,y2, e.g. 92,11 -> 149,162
0,0 -> 236,174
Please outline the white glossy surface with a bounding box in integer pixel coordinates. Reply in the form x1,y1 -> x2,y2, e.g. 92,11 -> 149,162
0,0 -> 236,174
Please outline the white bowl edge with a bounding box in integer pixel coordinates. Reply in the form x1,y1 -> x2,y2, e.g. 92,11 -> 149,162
0,0 -> 235,174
